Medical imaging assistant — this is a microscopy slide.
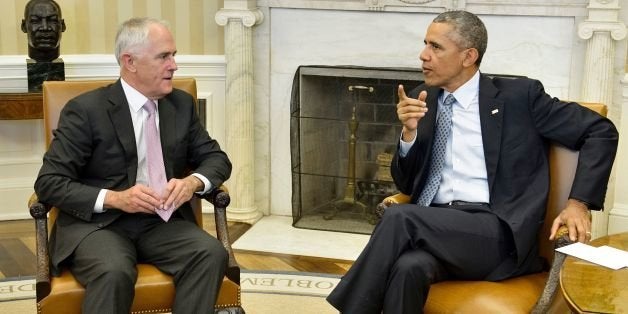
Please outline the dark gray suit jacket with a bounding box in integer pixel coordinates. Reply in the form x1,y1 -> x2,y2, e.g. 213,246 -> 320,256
35,80 -> 232,275
391,74 -> 618,279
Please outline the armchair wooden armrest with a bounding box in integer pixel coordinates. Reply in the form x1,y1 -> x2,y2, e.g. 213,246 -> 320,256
533,225 -> 572,313
28,193 -> 53,302
199,186 -> 240,284
375,193 -> 410,218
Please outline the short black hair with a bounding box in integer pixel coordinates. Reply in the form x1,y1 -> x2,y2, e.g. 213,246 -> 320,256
433,10 -> 487,66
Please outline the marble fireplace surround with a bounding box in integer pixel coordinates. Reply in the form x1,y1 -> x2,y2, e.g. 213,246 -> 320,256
238,0 -> 628,236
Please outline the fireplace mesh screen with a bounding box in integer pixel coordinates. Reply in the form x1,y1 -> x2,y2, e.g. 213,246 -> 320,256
291,66 -> 424,234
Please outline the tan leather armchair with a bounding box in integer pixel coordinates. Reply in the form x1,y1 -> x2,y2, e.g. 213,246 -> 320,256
28,78 -> 244,314
376,103 -> 606,314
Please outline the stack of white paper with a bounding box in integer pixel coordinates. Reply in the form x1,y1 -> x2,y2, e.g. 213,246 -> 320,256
556,242 -> 628,270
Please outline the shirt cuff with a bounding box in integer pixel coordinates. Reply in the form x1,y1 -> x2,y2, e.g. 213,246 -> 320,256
191,173 -> 212,194
399,131 -> 416,158
94,189 -> 108,213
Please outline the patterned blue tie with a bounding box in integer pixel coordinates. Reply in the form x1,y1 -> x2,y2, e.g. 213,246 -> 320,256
417,94 -> 456,206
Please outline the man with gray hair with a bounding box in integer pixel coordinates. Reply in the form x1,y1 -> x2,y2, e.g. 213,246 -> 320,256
35,17 -> 231,313
327,10 -> 617,313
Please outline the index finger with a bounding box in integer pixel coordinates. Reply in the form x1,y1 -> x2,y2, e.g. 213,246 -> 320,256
548,218 -> 560,240
163,179 -> 180,208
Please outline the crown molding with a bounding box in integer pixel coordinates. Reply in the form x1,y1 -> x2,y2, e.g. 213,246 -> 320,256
256,0 -> 589,16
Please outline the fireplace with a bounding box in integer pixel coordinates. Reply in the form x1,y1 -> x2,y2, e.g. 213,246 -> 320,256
290,65 -> 424,234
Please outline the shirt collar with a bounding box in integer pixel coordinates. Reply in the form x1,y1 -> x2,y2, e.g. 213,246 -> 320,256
120,78 -> 155,113
443,70 -> 480,110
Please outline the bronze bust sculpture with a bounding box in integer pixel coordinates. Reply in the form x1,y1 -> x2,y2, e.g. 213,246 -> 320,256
21,0 -> 66,62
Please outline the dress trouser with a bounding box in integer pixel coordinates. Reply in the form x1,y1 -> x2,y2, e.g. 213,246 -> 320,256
327,203 -> 512,314
69,212 -> 228,314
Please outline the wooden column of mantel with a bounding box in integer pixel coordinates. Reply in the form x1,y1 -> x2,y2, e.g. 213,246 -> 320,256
0,93 -> 43,120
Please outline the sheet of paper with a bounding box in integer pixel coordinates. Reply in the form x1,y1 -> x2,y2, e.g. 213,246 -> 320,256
596,245 -> 628,267
556,242 -> 628,270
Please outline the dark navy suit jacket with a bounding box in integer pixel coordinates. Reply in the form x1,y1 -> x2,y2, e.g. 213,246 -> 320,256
391,74 -> 617,279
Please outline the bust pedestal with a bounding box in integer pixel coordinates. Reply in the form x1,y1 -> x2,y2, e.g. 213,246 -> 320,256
26,58 -> 65,92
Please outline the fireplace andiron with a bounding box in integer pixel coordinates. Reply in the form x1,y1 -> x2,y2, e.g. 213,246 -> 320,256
324,85 -> 374,222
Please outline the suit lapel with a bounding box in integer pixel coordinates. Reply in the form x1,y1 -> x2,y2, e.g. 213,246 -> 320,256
158,97 -> 177,179
108,81 -> 138,187
478,75 -> 504,195
416,87 -> 441,144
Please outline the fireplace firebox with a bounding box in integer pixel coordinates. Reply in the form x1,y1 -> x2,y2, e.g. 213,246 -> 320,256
290,65 -> 425,234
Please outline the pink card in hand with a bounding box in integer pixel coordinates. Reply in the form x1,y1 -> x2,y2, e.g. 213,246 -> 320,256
156,204 -> 175,222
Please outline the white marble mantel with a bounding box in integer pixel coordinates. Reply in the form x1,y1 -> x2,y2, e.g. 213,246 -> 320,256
243,0 -> 628,236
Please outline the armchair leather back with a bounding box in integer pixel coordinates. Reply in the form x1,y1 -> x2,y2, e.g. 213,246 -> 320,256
42,78 -> 197,146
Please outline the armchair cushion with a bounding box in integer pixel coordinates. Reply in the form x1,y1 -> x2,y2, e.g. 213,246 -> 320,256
425,272 -> 547,313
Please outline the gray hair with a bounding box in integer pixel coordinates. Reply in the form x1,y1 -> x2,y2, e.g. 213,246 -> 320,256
433,11 -> 487,66
114,17 -> 170,65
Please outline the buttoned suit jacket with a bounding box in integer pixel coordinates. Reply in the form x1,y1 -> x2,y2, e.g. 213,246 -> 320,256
391,74 -> 617,279
34,80 -> 232,275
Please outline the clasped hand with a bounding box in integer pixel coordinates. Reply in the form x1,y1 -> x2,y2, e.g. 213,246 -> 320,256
106,175 -> 202,214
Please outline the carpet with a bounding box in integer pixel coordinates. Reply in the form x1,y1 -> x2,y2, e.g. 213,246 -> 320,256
0,271 -> 340,314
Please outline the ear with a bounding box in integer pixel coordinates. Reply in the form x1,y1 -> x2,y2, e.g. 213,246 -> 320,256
21,20 -> 27,33
121,54 -> 137,73
462,48 -> 479,67
61,20 -> 66,32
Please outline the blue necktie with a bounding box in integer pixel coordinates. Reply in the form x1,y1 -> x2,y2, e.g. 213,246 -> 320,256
417,94 -> 456,206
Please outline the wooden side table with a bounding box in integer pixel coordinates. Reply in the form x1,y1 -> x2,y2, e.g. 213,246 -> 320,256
0,92 -> 43,120
559,232 -> 628,313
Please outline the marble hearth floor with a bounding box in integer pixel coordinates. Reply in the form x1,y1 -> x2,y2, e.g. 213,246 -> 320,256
232,215 -> 370,261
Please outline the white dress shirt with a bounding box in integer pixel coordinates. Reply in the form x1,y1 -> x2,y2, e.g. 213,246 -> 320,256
399,70 -> 489,204
93,79 -> 210,212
